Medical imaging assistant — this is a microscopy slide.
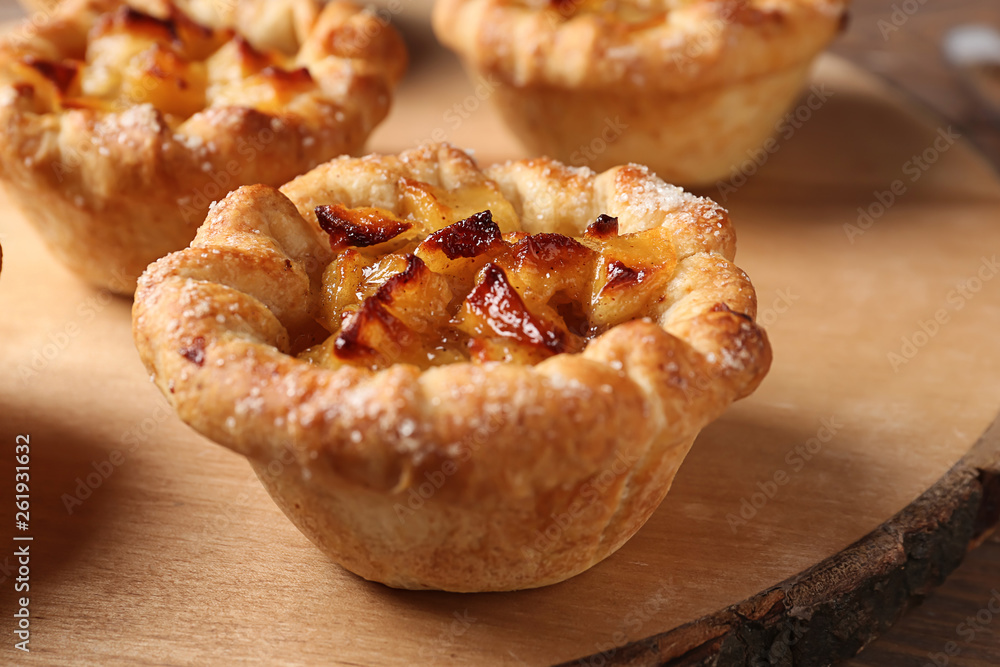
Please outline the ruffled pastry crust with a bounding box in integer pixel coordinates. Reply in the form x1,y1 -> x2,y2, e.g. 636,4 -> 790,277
433,0 -> 848,185
133,143 -> 771,591
0,0 -> 406,293
434,0 -> 846,90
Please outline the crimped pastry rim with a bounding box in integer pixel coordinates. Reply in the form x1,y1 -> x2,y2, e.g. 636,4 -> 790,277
432,0 -> 849,91
133,143 -> 771,506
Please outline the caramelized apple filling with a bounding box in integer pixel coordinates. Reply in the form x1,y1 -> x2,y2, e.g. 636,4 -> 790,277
302,194 -> 677,370
4,4 -> 320,123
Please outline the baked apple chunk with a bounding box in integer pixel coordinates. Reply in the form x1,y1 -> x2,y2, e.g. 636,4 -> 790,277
304,202 -> 679,370
133,143 -> 772,592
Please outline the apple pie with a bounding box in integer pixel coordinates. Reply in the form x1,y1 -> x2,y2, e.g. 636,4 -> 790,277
433,0 -> 848,186
0,0 -> 406,293
132,143 -> 771,591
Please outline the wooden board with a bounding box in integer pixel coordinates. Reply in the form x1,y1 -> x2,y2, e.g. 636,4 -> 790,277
1,49 -> 1000,665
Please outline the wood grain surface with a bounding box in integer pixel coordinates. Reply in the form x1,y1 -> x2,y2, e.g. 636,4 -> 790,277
832,1 -> 1000,664
0,0 -> 998,665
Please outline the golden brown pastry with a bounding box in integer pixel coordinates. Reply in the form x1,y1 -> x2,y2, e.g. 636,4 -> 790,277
0,0 -> 406,293
433,0 -> 848,186
133,143 -> 771,591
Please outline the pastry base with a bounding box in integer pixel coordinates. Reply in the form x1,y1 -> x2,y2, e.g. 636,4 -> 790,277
490,60 -> 815,187
252,434 -> 698,592
0,180 -> 202,294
